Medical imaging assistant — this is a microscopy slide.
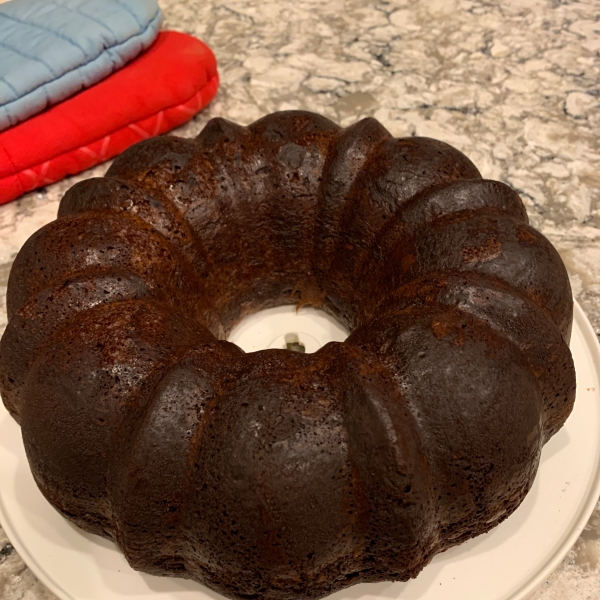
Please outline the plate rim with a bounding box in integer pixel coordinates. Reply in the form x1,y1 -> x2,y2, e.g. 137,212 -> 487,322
503,301 -> 600,600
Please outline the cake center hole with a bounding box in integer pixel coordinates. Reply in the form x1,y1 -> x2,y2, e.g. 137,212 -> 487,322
227,306 -> 348,354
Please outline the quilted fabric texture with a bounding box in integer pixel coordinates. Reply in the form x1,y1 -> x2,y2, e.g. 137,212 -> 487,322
0,31 -> 219,204
0,0 -> 162,131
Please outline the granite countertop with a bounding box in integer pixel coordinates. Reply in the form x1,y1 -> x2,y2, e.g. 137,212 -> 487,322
1,0 -> 599,598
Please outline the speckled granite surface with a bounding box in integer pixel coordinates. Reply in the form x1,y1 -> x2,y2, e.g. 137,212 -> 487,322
1,0 -> 599,598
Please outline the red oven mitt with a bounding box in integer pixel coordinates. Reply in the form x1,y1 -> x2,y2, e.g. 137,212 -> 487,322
0,31 -> 219,205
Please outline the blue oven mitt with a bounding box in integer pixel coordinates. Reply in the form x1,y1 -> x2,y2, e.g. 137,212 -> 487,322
0,0 -> 162,131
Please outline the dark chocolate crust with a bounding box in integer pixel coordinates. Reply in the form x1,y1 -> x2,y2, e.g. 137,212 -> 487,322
0,111 -> 575,600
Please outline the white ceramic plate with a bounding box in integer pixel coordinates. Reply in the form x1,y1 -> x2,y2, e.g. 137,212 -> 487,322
1,301 -> 599,600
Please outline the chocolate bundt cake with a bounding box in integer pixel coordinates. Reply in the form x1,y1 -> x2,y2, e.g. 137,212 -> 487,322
0,111 -> 575,599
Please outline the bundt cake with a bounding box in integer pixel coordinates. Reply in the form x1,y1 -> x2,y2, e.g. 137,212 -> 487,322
0,111 -> 576,599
